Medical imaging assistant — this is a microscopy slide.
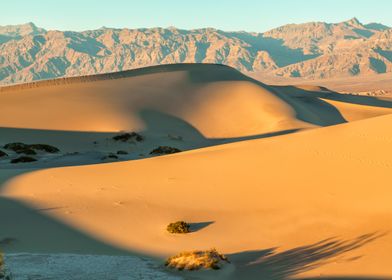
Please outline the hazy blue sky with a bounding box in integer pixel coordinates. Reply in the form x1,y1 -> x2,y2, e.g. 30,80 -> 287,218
2,0 -> 391,32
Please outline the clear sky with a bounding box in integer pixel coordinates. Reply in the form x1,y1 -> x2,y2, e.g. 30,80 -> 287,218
2,0 -> 391,32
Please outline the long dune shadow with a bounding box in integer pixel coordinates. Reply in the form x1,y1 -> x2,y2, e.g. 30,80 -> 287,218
188,221 -> 214,232
271,85 -> 392,109
227,232 -> 389,280
0,197 -> 133,256
0,108 -> 306,170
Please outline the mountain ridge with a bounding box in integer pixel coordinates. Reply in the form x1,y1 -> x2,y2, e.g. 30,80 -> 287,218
1,18 -> 392,85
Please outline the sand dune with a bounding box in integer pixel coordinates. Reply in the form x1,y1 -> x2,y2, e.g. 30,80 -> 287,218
1,64 -> 392,279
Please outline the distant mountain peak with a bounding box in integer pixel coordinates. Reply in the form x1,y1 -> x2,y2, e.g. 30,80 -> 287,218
343,17 -> 363,27
0,22 -> 45,40
24,22 -> 37,27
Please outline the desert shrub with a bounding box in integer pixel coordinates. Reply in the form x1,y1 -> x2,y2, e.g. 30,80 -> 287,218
101,153 -> 118,160
165,249 -> 229,270
149,146 -> 181,155
10,156 -> 37,164
116,150 -> 128,155
167,221 -> 190,234
3,142 -> 27,151
0,253 -> 3,274
3,143 -> 34,154
17,148 -> 36,155
0,251 -> 12,279
28,144 -> 60,153
112,132 -> 143,142
3,142 -> 59,154
0,150 -> 8,158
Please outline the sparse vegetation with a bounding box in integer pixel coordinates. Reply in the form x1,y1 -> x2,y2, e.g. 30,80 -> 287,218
3,143 -> 26,151
112,132 -> 143,142
3,142 -> 59,154
28,144 -> 60,153
102,153 -> 118,160
3,143 -> 36,155
149,146 -> 181,155
0,253 -> 3,275
10,156 -> 37,164
0,252 -> 12,280
0,150 -> 8,158
167,221 -> 190,234
165,249 -> 229,270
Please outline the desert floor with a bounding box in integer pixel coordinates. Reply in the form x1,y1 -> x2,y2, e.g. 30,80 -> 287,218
1,64 -> 392,279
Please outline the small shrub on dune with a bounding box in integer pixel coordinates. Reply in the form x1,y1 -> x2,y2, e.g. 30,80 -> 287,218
149,146 -> 181,155
3,143 -> 35,155
0,253 -> 3,275
3,142 -> 59,154
101,153 -> 118,160
3,142 -> 27,151
165,249 -> 229,270
112,132 -> 143,142
10,156 -> 37,164
167,221 -> 190,234
28,144 -> 60,153
0,150 -> 8,158
18,148 -> 36,155
116,150 -> 128,155
0,252 -> 12,279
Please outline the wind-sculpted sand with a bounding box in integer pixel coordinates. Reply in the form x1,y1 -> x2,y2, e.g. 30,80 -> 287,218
1,64 -> 392,279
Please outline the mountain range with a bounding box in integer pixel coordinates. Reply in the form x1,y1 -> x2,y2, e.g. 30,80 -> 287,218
1,18 -> 392,85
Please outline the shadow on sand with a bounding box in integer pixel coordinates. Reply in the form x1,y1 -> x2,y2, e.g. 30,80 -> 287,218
227,232 -> 389,280
189,221 -> 214,233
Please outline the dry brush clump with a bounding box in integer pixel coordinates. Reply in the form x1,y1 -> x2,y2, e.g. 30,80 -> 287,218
101,153 -> 119,161
166,221 -> 190,234
10,156 -> 37,164
0,150 -> 8,158
112,132 -> 143,142
0,252 -> 12,280
149,146 -> 182,155
165,249 -> 229,270
3,142 -> 59,154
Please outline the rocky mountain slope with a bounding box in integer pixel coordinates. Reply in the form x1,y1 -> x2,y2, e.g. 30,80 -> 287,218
1,18 -> 391,85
